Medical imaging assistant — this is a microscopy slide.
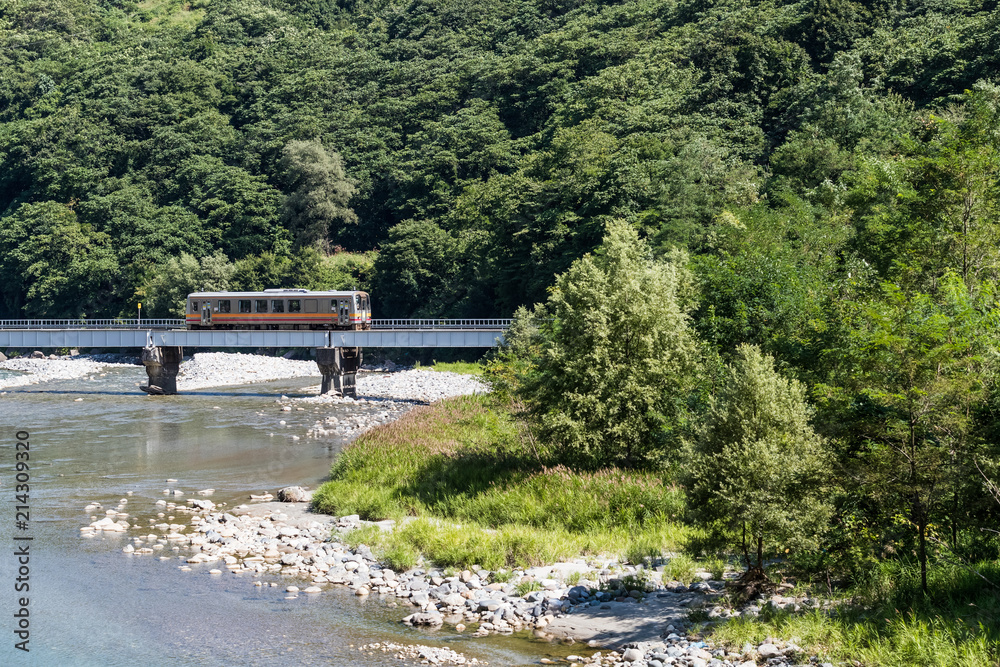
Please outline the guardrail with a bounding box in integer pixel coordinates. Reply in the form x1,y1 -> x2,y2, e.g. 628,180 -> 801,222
371,319 -> 512,329
0,319 -> 184,329
0,318 -> 512,330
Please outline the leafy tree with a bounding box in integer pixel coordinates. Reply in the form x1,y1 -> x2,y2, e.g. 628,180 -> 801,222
687,344 -> 833,580
817,276 -> 996,592
0,201 -> 117,317
279,139 -> 357,250
170,157 -> 283,259
138,251 -> 235,317
372,219 -> 461,318
521,220 -> 699,469
848,85 -> 1000,292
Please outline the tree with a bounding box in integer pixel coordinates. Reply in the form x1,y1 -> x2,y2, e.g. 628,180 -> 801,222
372,219 -> 462,318
687,344 -> 833,582
138,251 -> 235,317
818,276 -> 995,592
279,139 -> 357,250
521,220 -> 699,469
0,201 -> 117,317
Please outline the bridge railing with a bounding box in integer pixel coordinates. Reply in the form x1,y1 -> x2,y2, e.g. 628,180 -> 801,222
0,318 -> 512,330
371,319 -> 512,329
0,319 -> 185,329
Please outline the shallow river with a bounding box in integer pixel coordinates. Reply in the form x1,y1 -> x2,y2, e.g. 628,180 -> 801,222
0,366 -> 564,666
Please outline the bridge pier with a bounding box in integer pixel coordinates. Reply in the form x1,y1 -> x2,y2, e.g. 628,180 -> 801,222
316,347 -> 362,398
141,346 -> 182,395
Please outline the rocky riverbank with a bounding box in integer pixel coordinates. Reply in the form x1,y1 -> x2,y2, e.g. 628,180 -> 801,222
176,352 -> 318,390
0,355 -> 137,391
62,355 -> 839,666
80,489 -> 837,667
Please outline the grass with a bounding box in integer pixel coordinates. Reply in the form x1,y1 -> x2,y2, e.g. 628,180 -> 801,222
412,360 -> 484,376
709,561 -> 1000,667
663,554 -> 698,584
313,394 -> 692,570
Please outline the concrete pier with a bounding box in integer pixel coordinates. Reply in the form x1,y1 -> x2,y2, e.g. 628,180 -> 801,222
141,345 -> 182,395
316,347 -> 362,398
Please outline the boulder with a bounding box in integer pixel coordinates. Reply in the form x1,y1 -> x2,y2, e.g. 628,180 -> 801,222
622,647 -> 644,662
31,351 -> 45,359
757,643 -> 782,659
0,351 -> 6,362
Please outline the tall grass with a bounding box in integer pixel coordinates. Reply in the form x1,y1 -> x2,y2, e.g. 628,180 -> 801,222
710,561 -> 1000,667
313,395 -> 692,569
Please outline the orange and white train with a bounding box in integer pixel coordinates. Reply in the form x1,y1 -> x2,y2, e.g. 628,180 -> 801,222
186,289 -> 372,330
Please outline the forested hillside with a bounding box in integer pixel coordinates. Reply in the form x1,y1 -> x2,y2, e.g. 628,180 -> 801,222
3,0 -> 999,320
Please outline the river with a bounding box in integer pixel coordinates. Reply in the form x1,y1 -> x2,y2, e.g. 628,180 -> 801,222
0,364 -> 563,666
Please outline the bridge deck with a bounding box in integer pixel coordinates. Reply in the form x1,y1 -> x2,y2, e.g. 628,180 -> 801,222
0,328 -> 505,348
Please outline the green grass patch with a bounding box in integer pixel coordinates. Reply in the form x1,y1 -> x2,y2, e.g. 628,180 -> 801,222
313,395 -> 692,569
412,360 -> 484,376
709,561 -> 1000,667
663,554 -> 699,584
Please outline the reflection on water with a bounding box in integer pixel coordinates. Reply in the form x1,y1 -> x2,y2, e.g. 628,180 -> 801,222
0,368 -> 555,666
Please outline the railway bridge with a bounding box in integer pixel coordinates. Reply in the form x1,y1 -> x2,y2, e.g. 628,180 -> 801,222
0,319 -> 509,397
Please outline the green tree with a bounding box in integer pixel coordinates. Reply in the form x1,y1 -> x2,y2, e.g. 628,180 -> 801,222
687,344 -> 833,580
818,276 -> 995,592
521,221 -> 699,469
0,201 -> 117,317
279,139 -> 357,250
138,251 -> 235,317
372,219 -> 462,318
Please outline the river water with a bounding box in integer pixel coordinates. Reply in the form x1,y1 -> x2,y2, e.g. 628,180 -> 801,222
0,365 -> 565,666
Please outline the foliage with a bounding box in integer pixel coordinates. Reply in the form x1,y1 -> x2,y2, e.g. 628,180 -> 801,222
279,139 -> 358,251
687,344 -> 834,573
138,250 -> 235,317
520,221 -> 700,469
312,394 -> 693,567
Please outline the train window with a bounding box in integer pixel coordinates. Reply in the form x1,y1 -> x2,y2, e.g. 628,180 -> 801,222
330,300 -> 337,312
304,299 -> 317,313
239,300 -> 252,313
355,295 -> 361,309
190,301 -> 198,313
219,300 -> 231,313
256,300 -> 268,313
288,299 -> 301,313
272,300 -> 285,313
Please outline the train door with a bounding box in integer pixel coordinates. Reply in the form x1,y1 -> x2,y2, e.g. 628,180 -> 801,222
361,294 -> 371,327
201,301 -> 212,326
337,299 -> 349,326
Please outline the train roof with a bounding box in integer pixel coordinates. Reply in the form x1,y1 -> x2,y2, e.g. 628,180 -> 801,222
188,290 -> 367,298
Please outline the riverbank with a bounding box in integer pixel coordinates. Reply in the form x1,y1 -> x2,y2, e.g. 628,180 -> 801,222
0,355 -> 137,390
77,387 -> 839,667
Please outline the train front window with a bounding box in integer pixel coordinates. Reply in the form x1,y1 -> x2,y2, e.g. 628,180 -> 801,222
256,300 -> 268,313
272,300 -> 284,313
219,300 -> 231,313
355,295 -> 361,310
288,300 -> 301,313
239,300 -> 252,313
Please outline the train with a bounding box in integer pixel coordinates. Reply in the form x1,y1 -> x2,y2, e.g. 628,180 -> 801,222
186,289 -> 372,330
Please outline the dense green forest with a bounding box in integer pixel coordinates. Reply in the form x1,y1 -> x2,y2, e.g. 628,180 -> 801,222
2,0 -> 999,321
